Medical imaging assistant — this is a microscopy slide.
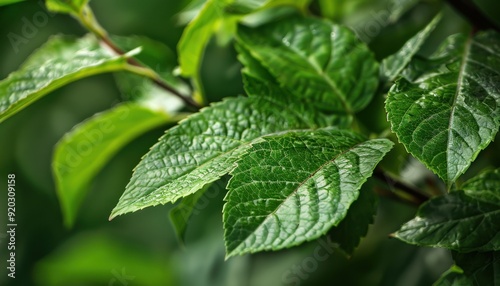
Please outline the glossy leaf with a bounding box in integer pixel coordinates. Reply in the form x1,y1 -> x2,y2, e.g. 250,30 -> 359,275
386,31 -> 500,185
110,92 -> 347,219
380,14 -> 441,83
53,103 -> 174,227
0,34 -> 139,124
328,182 -> 378,255
223,130 -> 393,257
46,0 -> 88,14
237,16 -> 379,114
395,169 -> 500,252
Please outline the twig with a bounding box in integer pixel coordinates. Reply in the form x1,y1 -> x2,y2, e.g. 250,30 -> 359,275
445,0 -> 500,33
77,6 -> 201,110
373,169 -> 429,205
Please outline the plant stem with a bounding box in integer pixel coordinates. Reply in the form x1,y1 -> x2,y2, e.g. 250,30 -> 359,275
76,5 -> 202,111
373,169 -> 430,205
445,0 -> 500,33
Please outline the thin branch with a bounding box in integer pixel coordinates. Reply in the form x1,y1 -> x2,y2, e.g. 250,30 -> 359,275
373,169 -> 429,205
445,0 -> 500,33
77,6 -> 201,110
100,37 -> 201,110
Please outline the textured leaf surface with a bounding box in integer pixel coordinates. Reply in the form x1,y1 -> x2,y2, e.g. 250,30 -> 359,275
0,35 -> 138,123
110,93 -> 346,219
53,103 -> 173,227
395,169 -> 500,252
386,31 -> 500,185
223,130 -> 392,257
237,16 -> 379,114
46,0 -> 88,14
328,183 -> 378,255
380,14 -> 441,83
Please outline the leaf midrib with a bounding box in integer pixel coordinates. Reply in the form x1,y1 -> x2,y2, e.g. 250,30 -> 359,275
446,33 -> 473,185
230,138 -> 366,254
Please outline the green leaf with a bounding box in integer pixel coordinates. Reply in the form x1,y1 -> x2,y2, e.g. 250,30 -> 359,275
236,16 -> 379,114
177,0 -> 228,77
110,90 -> 348,219
0,0 -> 24,7
0,34 -> 139,124
386,31 -> 500,185
53,103 -> 175,227
46,0 -> 89,14
434,265 -> 471,286
380,13 -> 441,83
395,169 -> 500,252
328,182 -> 378,255
223,130 -> 393,257
452,251 -> 500,286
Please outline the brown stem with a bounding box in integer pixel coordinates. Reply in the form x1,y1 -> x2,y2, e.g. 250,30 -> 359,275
373,169 -> 429,205
100,36 -> 201,111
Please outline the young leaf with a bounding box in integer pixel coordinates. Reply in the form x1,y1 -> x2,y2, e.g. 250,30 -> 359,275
46,0 -> 89,14
386,31 -> 500,186
53,103 -> 175,228
0,34 -> 139,124
177,0 -> 227,77
223,130 -> 393,257
380,13 -> 441,83
236,16 -> 379,114
395,168 -> 500,252
328,182 -> 378,256
110,91 -> 348,219
452,251 -> 500,286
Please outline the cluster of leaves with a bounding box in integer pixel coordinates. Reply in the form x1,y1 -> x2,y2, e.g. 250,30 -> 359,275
0,0 -> 499,284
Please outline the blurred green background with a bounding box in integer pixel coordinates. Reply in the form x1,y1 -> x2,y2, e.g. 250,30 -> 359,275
0,0 -> 499,285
